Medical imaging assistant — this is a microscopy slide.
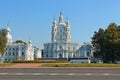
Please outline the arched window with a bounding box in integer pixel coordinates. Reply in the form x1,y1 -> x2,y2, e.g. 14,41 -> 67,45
60,35 -> 62,40
73,47 -> 75,50
22,52 -> 24,56
16,52 -> 18,56
68,47 -> 70,50
9,48 -> 11,50
5,59 -> 7,62
59,54 -> 62,58
59,46 -> 62,49
87,52 -> 90,56
9,52 -> 11,56
13,48 -> 15,50
9,58 -> 11,61
13,52 -> 15,56
16,48 -> 18,50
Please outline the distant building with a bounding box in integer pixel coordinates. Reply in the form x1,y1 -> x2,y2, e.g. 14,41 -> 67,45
44,11 -> 79,58
3,24 -> 41,62
34,46 -> 41,59
77,42 -> 94,62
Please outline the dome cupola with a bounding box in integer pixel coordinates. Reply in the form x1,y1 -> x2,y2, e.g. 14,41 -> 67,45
6,23 -> 12,45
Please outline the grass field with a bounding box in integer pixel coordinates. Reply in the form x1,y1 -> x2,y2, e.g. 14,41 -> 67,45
0,63 -> 12,67
1,63 -> 120,67
41,63 -> 120,67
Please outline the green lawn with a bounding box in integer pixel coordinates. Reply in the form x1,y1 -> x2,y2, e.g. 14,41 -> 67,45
41,63 -> 120,67
1,63 -> 120,67
0,63 -> 12,67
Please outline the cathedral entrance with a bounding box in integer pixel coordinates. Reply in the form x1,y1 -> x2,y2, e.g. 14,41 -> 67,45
59,53 -> 62,58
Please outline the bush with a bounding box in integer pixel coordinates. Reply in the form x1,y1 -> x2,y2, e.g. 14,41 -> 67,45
12,60 -> 68,63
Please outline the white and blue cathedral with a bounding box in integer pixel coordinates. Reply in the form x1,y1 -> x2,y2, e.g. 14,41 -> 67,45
0,11 -> 94,63
44,12 -> 79,58
44,12 -> 94,60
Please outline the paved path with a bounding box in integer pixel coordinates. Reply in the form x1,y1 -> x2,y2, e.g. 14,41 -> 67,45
0,63 -> 41,68
0,68 -> 120,80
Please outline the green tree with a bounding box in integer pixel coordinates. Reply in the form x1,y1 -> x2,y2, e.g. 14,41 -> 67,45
104,23 -> 120,63
92,28 -> 105,58
92,23 -> 120,63
13,40 -> 27,45
0,29 -> 7,55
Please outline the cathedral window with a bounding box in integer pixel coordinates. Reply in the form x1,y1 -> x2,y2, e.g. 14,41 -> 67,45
13,48 -> 15,50
59,54 -> 62,58
9,48 -> 11,50
9,58 -> 11,61
60,29 -> 62,32
46,46 -> 49,50
16,48 -> 18,50
68,47 -> 70,50
64,27 -> 65,30
59,46 -> 62,49
46,54 -> 48,57
87,52 -> 90,56
60,35 -> 62,40
5,59 -> 7,62
9,52 -> 11,56
22,52 -> 24,56
73,47 -> 75,50
73,54 -> 75,57
22,48 -> 24,50
13,52 -> 15,56
57,32 -> 59,35
6,48 -> 7,50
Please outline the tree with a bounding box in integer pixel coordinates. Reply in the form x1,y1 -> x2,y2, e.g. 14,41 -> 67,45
92,23 -> 120,63
104,23 -> 120,63
0,29 -> 7,55
13,40 -> 27,45
92,28 -> 105,58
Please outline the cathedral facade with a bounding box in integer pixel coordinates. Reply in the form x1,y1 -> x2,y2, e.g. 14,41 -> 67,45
44,12 -> 79,58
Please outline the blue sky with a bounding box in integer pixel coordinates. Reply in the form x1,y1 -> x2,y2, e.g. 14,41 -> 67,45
0,0 -> 120,49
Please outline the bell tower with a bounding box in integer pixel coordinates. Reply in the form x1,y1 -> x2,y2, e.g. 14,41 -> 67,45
6,23 -> 13,45
51,11 -> 72,43
66,17 -> 71,42
51,17 -> 57,42
59,11 -> 64,23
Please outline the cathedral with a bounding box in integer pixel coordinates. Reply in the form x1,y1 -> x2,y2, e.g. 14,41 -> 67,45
44,12 -> 79,58
0,12 -> 94,63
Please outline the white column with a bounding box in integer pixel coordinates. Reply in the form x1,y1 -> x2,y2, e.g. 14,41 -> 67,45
72,52 -> 73,57
18,46 -> 21,60
66,52 -> 68,58
62,51 -> 64,58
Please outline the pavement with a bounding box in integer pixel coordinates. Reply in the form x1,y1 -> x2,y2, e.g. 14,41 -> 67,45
0,68 -> 120,80
0,63 -> 42,68
0,64 -> 120,80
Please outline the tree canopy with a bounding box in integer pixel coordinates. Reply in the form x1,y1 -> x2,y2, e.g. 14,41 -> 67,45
0,29 -> 7,55
13,40 -> 27,45
92,23 -> 120,63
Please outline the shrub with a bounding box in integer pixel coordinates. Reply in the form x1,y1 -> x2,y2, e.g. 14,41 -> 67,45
12,60 -> 68,63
